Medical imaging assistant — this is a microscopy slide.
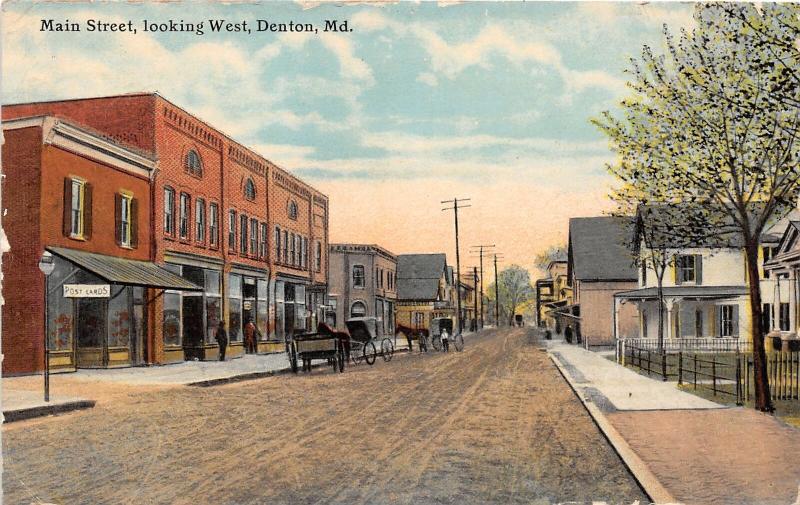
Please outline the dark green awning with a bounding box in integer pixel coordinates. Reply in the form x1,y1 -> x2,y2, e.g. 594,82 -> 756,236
48,247 -> 202,291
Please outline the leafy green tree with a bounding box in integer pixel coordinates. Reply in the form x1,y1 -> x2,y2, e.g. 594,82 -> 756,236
487,265 -> 534,326
593,3 -> 800,412
533,245 -> 567,274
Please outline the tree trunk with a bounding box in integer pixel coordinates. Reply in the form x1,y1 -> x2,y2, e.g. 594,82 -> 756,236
657,265 -> 665,352
745,241 -> 773,412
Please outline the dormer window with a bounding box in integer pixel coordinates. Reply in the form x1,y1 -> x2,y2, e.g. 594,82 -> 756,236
185,149 -> 203,177
288,200 -> 298,220
244,178 -> 256,201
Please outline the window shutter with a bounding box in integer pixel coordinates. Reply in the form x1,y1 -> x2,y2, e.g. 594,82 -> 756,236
732,305 -> 739,337
694,254 -> 703,285
63,178 -> 72,237
114,193 -> 122,245
715,306 -> 721,337
131,198 -> 139,248
673,256 -> 680,285
83,183 -> 93,239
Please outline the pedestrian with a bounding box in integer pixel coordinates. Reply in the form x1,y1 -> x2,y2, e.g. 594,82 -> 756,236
418,331 -> 428,353
244,318 -> 256,354
215,320 -> 228,361
405,331 -> 413,352
441,328 -> 450,353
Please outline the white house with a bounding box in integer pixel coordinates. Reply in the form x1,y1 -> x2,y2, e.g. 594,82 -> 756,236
613,208 -> 797,346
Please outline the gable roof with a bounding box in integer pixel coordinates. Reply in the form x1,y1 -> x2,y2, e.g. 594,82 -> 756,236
568,216 -> 637,282
396,253 -> 447,300
397,254 -> 447,279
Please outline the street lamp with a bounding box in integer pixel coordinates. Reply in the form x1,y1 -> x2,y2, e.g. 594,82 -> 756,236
38,251 -> 55,402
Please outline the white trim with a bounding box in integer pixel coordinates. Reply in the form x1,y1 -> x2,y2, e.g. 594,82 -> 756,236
3,115 -> 156,178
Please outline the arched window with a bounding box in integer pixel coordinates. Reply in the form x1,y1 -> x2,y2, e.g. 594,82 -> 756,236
350,301 -> 367,318
185,149 -> 203,177
288,200 -> 298,220
244,178 -> 256,201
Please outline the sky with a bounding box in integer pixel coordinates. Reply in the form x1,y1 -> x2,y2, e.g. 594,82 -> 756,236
2,1 -> 696,278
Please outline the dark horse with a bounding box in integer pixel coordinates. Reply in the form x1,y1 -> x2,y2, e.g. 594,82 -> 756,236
316,322 -> 351,360
395,324 -> 430,352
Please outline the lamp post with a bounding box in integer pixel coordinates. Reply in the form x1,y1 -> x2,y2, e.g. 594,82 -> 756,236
38,251 -> 55,402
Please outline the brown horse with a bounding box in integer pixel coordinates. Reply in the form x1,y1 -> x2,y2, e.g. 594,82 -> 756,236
395,324 -> 429,352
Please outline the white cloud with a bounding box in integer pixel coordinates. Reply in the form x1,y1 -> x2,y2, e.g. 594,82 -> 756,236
350,10 -> 624,97
416,72 -> 439,87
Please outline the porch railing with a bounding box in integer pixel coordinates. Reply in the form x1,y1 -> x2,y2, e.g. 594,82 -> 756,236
617,338 -> 751,361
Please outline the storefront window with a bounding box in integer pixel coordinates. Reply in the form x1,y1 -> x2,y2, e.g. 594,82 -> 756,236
257,279 -> 268,340
163,292 -> 182,347
295,284 -> 307,331
205,270 -> 221,344
229,273 -> 243,341
47,257 -> 75,351
275,280 -> 285,341
108,285 -> 131,348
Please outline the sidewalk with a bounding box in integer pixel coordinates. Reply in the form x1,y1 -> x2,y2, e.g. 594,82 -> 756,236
74,352 -> 293,386
2,389 -> 95,423
549,342 -> 800,505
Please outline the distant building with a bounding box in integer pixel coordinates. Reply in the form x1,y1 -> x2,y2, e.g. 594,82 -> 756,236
395,254 -> 452,333
566,216 -> 638,347
536,253 -> 569,329
328,244 -> 397,334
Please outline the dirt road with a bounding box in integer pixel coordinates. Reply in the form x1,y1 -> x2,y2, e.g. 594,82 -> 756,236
4,327 -> 646,505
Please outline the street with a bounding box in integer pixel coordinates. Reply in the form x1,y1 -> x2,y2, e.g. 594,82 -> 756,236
3,328 -> 647,505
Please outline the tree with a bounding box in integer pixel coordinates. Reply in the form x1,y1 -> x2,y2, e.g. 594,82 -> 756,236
487,265 -> 534,326
593,3 -> 800,412
534,245 -> 567,274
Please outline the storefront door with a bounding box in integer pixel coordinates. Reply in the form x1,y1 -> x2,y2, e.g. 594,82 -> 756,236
75,297 -> 108,368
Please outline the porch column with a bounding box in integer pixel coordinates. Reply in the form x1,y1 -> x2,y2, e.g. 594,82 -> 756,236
665,298 -> 675,342
791,270 -> 797,333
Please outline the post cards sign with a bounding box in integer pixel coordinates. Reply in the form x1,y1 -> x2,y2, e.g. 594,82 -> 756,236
63,284 -> 111,298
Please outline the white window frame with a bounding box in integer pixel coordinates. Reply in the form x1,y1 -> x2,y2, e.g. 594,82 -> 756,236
120,193 -> 132,247
70,179 -> 85,238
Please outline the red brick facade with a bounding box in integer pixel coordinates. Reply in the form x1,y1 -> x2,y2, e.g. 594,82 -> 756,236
1,118 -> 154,374
3,93 -> 329,371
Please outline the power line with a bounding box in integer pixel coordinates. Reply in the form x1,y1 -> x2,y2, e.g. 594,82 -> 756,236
442,198 -> 470,334
469,244 -> 495,329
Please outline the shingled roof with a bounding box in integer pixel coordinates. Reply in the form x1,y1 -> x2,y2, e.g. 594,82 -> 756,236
396,253 -> 447,301
568,217 -> 637,282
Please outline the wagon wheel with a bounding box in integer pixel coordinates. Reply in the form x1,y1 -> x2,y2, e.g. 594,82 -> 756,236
288,342 -> 299,373
432,335 -> 442,352
337,343 -> 346,373
363,340 -> 377,365
381,338 -> 394,362
351,343 -> 363,365
454,333 -> 465,352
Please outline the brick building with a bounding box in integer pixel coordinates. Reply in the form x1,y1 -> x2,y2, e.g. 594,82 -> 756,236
1,116 -> 201,374
3,93 -> 329,372
328,244 -> 397,333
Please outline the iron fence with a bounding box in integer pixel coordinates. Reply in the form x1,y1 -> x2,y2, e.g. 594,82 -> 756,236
620,340 -> 800,405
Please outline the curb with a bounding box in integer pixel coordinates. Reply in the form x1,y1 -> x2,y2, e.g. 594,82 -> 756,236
3,399 -> 96,423
189,347 -> 413,387
548,351 -> 678,505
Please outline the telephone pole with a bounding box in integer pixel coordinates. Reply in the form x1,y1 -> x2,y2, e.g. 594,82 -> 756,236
473,267 -> 479,331
494,254 -> 499,326
492,253 -> 505,326
442,198 -> 470,334
470,244 -> 495,329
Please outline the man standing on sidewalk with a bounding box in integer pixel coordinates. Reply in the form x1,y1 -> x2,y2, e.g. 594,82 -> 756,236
215,321 -> 228,361
441,328 -> 450,352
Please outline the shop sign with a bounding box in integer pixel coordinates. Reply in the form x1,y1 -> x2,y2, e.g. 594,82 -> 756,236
243,301 -> 252,310
63,284 -> 111,298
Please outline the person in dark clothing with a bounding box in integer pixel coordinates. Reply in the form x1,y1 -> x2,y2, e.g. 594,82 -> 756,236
215,321 -> 228,361
244,318 -> 257,354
